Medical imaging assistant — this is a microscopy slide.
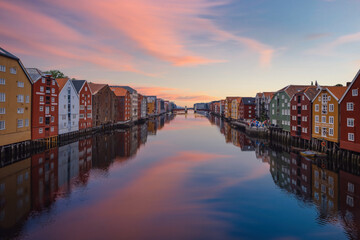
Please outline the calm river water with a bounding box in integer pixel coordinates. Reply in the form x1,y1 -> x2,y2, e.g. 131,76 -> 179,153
0,112 -> 359,239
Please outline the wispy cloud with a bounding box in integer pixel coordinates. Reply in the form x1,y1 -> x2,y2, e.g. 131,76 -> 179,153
307,31 -> 360,55
0,0 -> 274,72
305,33 -> 331,40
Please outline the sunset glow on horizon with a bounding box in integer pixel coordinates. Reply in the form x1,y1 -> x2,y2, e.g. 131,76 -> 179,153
1,0 -> 360,106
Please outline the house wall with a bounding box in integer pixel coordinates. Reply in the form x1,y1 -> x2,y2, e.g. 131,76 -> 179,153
340,79 -> 360,152
58,80 -> 79,135
290,92 -> 312,140
270,92 -> 291,131
0,56 -> 32,146
79,82 -> 92,130
32,76 -> 58,140
312,89 -> 340,143
92,86 -> 117,126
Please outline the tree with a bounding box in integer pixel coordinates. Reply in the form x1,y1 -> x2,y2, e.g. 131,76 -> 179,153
335,83 -> 343,87
44,70 -> 68,79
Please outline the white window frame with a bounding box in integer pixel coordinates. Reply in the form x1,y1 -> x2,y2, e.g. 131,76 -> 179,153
10,67 -> 17,74
17,119 -> 23,128
348,133 -> 355,142
0,120 -> 5,130
17,81 -> 24,88
353,89 -> 358,96
347,102 -> 354,111
0,93 -> 5,102
315,104 -> 319,112
347,118 -> 354,127
0,78 -> 5,85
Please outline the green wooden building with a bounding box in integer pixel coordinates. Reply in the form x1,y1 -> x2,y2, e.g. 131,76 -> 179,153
270,85 -> 308,132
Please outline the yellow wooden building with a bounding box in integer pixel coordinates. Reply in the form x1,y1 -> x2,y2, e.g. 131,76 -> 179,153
0,47 -> 32,146
231,97 -> 242,120
311,86 -> 346,143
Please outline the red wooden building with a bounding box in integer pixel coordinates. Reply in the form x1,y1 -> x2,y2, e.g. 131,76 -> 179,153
290,86 -> 319,140
340,70 -> 360,153
27,68 -> 59,140
72,80 -> 92,130
239,97 -> 256,120
110,86 -> 131,122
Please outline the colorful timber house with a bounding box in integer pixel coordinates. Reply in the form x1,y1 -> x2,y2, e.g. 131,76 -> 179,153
230,97 -> 242,120
0,47 -> 32,147
224,97 -> 238,119
239,97 -> 256,120
290,86 -> 319,141
89,83 -> 117,127
270,85 -> 308,131
311,85 -> 346,147
56,78 -> 79,135
110,86 -> 131,122
138,94 -> 147,120
72,80 -> 93,131
146,96 -> 157,116
27,68 -> 59,141
339,70 -> 360,153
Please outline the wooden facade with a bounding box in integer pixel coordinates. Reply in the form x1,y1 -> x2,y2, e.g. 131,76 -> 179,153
312,86 -> 346,143
340,70 -> 360,152
27,68 -> 59,140
290,87 -> 319,140
89,83 -> 117,126
110,86 -> 131,122
0,47 -> 32,146
72,80 -> 93,130
239,97 -> 255,120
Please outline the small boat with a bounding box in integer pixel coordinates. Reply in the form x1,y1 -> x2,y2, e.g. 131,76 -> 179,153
300,151 -> 327,158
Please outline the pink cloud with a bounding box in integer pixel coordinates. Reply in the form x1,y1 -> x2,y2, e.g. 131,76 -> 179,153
1,0 -> 274,71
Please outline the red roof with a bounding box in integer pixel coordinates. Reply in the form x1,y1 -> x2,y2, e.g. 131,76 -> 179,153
88,83 -> 107,95
110,86 -> 129,97
326,86 -> 347,100
56,78 -> 70,92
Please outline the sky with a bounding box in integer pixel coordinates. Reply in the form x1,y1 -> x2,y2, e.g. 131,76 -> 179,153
1,0 -> 360,107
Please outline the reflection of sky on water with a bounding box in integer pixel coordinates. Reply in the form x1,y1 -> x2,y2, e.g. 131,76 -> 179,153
0,113 -> 352,239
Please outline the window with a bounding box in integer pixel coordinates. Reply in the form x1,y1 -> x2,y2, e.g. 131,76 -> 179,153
40,86 -> 44,92
347,118 -> 354,127
87,113 -> 92,118
85,87 -> 87,91
10,67 -> 16,74
0,65 -> 5,72
45,107 -> 49,114
17,81 -> 24,88
322,116 -> 326,123
353,89 -> 358,96
73,114 -> 76,119
40,96 -> 44,102
0,78 -> 5,85
39,117 -> 43,124
52,88 -> 55,93
39,106 -> 43,112
329,128 -> 334,136
17,119 -> 23,128
348,182 -> 355,193
348,133 -> 355,141
26,95 -> 29,103
51,116 -> 54,122
80,114 -> 84,119
315,104 -> 319,112
51,97 -> 55,102
39,128 -> 43,134
17,108 -> 24,114
17,95 -> 24,103
322,93 -> 328,104
347,195 -> 354,207
51,106 -> 54,112
329,116 -> 334,124
25,119 -> 29,127
0,108 -> 4,114
0,121 -> 5,130
329,104 -> 334,112
0,93 -> 5,102
315,115 -> 319,123
62,115 -> 66,120
347,102 -> 354,111
315,126 -> 319,133
51,126 -> 54,132
52,80 -> 55,85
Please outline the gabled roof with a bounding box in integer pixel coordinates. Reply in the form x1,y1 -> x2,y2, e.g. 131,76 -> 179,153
0,47 -> 33,84
312,85 -> 347,102
242,97 -> 255,105
110,85 -> 137,94
340,69 -> 360,103
326,86 -> 347,100
110,86 -> 129,96
0,47 -> 19,60
263,92 -> 275,98
71,80 -> 86,93
56,78 -> 70,92
283,85 -> 309,98
26,68 -> 43,83
296,86 -> 320,101
88,82 -> 107,95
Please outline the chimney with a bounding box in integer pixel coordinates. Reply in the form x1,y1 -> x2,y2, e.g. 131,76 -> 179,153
346,82 -> 351,87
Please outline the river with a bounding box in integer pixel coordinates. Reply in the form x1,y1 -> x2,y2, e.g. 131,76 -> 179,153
0,112 -> 358,239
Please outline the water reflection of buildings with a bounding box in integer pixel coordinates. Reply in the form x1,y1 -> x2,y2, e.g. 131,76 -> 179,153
208,116 -> 254,151
209,113 -> 360,238
0,116 -> 174,238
